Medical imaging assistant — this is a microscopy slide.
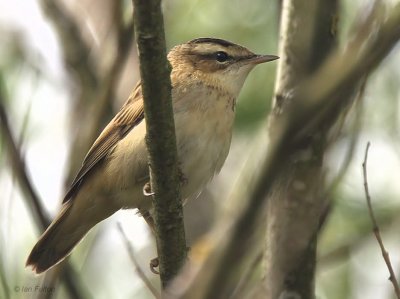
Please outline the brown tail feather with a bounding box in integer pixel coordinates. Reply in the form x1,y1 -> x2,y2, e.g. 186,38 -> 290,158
26,201 -> 88,274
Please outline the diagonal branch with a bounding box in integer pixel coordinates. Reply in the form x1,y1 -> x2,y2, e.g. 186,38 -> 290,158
117,223 -> 160,298
131,0 -> 186,289
0,78 -> 49,229
0,76 -> 90,299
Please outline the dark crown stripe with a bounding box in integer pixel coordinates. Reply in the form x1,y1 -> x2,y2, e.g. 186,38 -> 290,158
188,37 -> 236,48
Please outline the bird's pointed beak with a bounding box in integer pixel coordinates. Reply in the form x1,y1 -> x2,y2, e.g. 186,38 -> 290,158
247,54 -> 279,65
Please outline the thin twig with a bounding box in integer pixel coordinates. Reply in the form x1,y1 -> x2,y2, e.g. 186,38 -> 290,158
362,142 -> 400,299
319,213 -> 395,266
116,223 -> 160,299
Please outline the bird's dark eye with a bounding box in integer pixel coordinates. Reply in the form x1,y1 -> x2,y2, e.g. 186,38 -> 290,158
215,51 -> 229,62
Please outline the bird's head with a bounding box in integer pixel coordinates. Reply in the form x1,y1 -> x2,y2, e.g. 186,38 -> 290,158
168,37 -> 278,95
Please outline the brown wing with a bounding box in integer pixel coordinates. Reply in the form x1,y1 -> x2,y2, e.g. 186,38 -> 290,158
63,83 -> 145,203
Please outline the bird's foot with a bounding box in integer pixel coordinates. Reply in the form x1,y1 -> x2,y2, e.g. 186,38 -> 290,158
150,257 -> 159,274
149,247 -> 190,275
143,182 -> 154,196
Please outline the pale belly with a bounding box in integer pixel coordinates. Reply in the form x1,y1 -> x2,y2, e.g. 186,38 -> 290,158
105,97 -> 235,211
174,103 -> 234,200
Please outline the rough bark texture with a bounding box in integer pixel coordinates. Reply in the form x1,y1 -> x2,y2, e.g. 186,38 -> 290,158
264,1 -> 338,298
132,0 -> 186,288
264,1 -> 395,299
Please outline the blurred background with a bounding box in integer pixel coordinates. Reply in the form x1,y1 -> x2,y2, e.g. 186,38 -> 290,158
0,0 -> 400,298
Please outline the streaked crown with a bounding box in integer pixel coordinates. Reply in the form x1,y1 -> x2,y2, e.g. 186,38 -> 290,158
169,38 -> 262,72
168,37 -> 278,96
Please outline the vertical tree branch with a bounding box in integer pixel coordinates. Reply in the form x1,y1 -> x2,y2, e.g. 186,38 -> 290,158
265,1 -> 338,298
131,0 -> 186,288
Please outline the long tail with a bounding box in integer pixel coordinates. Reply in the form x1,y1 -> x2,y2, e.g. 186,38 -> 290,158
26,200 -> 107,274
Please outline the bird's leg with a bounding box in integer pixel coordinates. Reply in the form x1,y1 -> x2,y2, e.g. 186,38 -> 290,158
140,168 -> 187,275
139,209 -> 160,274
142,166 -> 187,197
149,258 -> 160,274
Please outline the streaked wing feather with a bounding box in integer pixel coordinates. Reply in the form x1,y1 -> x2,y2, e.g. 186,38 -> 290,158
63,83 -> 144,203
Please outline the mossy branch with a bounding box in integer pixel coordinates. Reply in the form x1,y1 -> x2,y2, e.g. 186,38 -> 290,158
131,0 -> 186,289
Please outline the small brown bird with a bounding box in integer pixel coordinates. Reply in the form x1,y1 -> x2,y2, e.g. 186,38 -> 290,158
26,37 -> 278,273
